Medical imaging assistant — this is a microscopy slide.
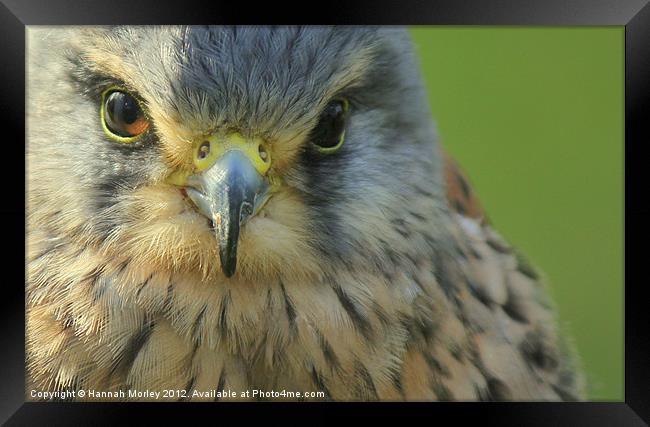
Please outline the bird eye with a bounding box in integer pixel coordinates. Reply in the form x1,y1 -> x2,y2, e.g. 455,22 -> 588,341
101,88 -> 150,142
310,99 -> 348,154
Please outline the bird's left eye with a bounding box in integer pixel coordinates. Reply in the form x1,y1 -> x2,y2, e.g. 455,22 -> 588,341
310,99 -> 349,154
101,88 -> 150,142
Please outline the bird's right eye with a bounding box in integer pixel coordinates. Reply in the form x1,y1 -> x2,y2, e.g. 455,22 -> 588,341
101,88 -> 150,143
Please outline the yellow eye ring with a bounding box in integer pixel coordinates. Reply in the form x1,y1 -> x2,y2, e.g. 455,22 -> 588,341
100,86 -> 150,143
315,130 -> 346,154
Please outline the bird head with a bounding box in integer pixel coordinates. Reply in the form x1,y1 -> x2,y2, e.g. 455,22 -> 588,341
28,26 -> 445,284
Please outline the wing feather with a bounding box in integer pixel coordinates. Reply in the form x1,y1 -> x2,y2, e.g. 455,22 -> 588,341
405,150 -> 585,400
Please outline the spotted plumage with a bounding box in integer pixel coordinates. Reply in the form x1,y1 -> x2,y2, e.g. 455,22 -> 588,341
27,26 -> 584,401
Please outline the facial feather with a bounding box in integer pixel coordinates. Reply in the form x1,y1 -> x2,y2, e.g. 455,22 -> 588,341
29,26 -> 444,283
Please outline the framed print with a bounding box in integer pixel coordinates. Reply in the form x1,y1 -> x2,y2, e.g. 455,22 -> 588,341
1,0 -> 648,424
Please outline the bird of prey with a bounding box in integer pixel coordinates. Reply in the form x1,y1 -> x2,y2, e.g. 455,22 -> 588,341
26,26 -> 584,401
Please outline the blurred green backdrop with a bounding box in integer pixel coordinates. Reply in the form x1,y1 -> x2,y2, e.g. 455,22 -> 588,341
409,27 -> 623,400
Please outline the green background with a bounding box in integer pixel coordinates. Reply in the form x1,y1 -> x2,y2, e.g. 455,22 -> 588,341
410,27 -> 623,400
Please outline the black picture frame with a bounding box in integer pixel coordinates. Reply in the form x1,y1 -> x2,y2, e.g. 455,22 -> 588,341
2,0 -> 647,424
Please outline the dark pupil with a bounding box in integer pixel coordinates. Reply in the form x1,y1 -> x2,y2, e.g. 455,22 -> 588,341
313,101 -> 345,148
106,92 -> 140,135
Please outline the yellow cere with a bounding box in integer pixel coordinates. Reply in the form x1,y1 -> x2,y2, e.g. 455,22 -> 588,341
193,133 -> 271,175
165,133 -> 275,188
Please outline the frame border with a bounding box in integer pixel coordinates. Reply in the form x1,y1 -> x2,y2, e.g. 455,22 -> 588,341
2,0 -> 647,424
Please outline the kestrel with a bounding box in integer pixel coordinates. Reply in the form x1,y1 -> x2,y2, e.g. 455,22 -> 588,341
27,26 -> 584,401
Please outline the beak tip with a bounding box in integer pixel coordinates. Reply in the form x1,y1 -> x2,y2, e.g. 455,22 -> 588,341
219,250 -> 238,278
222,264 -> 236,278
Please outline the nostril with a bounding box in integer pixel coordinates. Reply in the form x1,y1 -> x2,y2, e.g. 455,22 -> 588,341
258,144 -> 269,162
198,141 -> 211,160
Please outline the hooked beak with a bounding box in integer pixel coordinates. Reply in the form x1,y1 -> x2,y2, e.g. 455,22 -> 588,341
183,134 -> 271,277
